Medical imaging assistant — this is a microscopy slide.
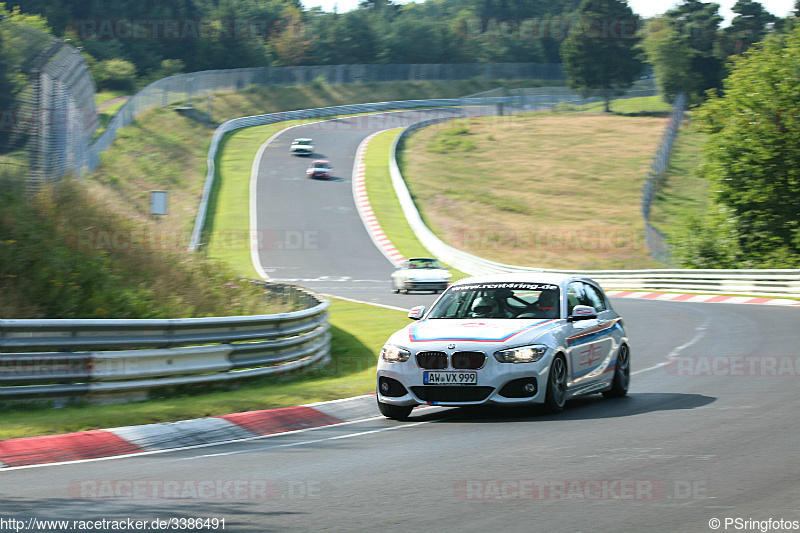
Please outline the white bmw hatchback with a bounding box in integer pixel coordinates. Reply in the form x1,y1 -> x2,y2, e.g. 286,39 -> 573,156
376,273 -> 630,420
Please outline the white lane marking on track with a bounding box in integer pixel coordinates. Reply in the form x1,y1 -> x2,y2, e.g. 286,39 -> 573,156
190,419 -> 437,460
320,294 -> 410,312
631,318 -> 710,376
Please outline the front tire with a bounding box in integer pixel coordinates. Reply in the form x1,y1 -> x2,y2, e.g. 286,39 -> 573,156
542,355 -> 567,413
377,399 -> 413,420
603,344 -> 630,398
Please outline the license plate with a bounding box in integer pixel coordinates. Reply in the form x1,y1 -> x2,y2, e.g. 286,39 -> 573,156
423,371 -> 477,385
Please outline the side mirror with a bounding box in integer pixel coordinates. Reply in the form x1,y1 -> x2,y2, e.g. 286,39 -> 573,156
408,306 -> 426,320
568,305 -> 597,322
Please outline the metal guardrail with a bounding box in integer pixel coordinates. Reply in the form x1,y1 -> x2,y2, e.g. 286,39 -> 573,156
387,114 -> 800,298
0,284 -> 330,401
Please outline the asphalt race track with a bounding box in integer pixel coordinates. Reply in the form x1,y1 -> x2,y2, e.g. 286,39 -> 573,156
252,109 -> 461,309
3,301 -> 799,532
2,112 -> 798,533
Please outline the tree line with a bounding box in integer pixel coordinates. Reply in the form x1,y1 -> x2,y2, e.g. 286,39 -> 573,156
559,0 -> 799,268
3,0 -> 791,93
675,20 -> 800,268
4,0 -> 581,90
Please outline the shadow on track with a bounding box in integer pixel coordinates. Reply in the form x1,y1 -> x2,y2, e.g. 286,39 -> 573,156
402,392 -> 717,424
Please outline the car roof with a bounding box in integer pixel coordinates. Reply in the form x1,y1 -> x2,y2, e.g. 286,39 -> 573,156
293,138 -> 312,142
408,257 -> 437,261
450,272 -> 595,288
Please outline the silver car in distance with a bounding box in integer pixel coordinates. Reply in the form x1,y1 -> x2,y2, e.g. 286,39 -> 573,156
391,257 -> 452,294
289,138 -> 314,156
376,273 -> 630,420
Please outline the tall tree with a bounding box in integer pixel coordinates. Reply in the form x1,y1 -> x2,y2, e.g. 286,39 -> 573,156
560,0 -> 643,112
662,0 -> 724,99
640,17 -> 700,103
308,10 -> 379,65
722,0 -> 777,55
269,6 -> 313,66
695,24 -> 800,266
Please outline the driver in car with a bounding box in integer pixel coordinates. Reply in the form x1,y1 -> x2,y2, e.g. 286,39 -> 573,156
535,289 -> 558,318
470,296 -> 500,318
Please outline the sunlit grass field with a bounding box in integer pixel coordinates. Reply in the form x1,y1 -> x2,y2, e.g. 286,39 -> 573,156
400,101 -> 672,270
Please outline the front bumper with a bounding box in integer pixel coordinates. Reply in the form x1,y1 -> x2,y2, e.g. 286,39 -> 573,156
403,280 -> 449,291
377,359 -> 550,407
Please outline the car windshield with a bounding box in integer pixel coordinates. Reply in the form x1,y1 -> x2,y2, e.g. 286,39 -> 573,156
295,139 -> 311,145
313,162 -> 328,168
427,282 -> 561,320
407,259 -> 441,269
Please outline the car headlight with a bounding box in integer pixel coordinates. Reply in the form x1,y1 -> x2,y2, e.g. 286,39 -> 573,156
381,345 -> 411,363
494,345 -> 548,363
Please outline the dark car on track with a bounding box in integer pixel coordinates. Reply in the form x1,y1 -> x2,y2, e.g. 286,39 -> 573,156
306,160 -> 333,179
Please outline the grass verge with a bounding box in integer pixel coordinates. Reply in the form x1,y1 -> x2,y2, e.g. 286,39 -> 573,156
647,118 -> 710,235
93,91 -> 132,139
204,123 -> 285,277
564,95 -> 674,116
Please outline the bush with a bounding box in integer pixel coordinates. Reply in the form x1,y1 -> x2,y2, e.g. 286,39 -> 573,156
0,180 -> 286,318
91,58 -> 137,92
668,207 -> 742,269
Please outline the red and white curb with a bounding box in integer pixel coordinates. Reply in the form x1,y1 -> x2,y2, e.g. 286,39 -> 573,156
352,130 -> 406,267
0,395 -> 380,469
605,291 -> 800,307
